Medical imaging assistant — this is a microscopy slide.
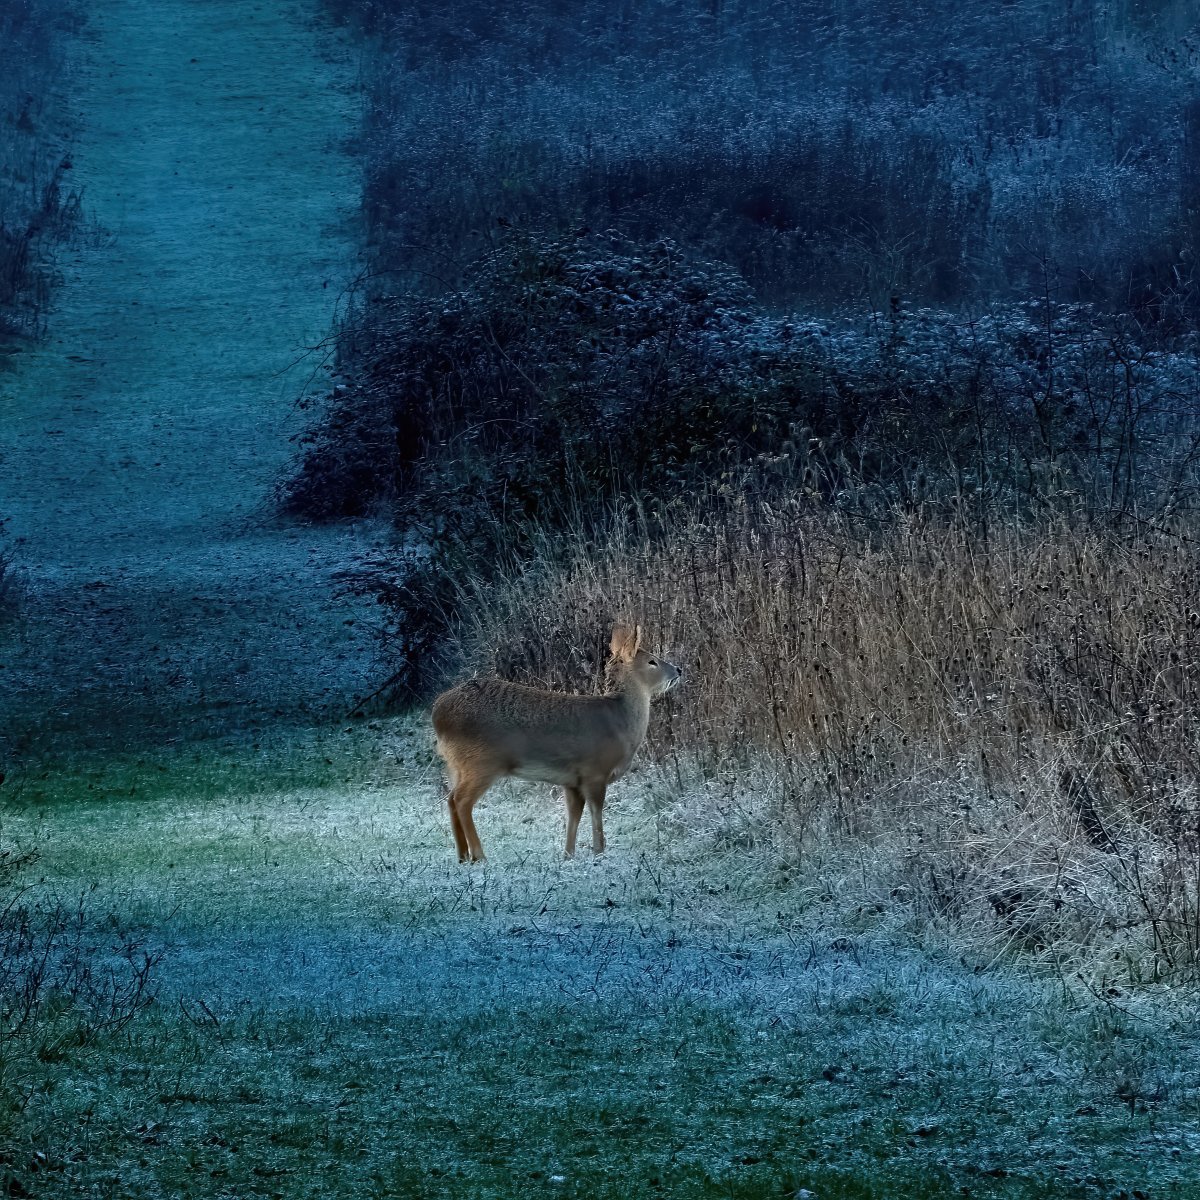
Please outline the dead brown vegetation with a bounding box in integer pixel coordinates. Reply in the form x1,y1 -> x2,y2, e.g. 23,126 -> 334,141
443,499 -> 1200,980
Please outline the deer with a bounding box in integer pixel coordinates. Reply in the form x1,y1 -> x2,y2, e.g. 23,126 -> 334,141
431,625 -> 681,862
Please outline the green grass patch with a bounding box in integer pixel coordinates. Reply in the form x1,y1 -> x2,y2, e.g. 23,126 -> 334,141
9,999 -> 1180,1199
2,725 -> 1196,1197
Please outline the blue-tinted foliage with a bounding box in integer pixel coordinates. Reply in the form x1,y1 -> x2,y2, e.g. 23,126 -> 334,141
332,0 -> 1200,316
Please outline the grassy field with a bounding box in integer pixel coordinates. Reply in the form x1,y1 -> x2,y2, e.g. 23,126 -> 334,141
1,722 -> 1197,1198
4,0 -> 1197,1192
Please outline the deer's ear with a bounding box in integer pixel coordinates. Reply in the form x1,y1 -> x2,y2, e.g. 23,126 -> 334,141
632,624 -> 643,655
610,625 -> 638,661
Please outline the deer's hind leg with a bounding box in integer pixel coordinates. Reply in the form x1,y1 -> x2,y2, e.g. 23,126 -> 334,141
447,791 -> 470,864
450,768 -> 496,863
440,759 -> 470,862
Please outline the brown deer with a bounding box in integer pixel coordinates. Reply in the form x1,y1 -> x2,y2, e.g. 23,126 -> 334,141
432,626 -> 680,862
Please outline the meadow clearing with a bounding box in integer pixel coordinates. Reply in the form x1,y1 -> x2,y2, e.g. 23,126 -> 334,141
0,714 -> 1197,1197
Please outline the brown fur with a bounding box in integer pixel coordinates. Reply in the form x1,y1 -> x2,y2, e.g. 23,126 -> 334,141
432,625 -> 681,861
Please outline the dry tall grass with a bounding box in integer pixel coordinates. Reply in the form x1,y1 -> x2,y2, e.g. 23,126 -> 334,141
444,500 -> 1200,982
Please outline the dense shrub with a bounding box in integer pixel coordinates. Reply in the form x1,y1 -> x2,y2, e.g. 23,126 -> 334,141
290,232 -> 1200,692
294,232 -> 1200,519
286,234 -> 786,522
328,0 -> 1200,317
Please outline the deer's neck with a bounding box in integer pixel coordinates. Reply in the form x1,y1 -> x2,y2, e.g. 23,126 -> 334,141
606,674 -> 652,741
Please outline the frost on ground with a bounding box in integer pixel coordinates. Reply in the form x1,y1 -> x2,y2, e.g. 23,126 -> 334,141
7,723 -> 1198,1195
0,0 -> 380,755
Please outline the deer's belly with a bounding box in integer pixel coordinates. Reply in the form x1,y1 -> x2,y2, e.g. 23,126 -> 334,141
510,753 -> 628,788
513,763 -> 582,786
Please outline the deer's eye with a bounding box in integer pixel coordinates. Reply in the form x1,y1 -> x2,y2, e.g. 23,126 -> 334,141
648,658 -> 658,666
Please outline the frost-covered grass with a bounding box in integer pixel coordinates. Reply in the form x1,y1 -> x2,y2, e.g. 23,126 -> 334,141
2,722 -> 1197,1197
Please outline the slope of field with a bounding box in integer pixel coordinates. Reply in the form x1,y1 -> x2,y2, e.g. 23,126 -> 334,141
0,0 -> 377,755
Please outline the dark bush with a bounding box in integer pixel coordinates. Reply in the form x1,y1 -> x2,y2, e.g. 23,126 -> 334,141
329,0 -> 1200,318
0,0 -> 81,339
289,231 -> 1200,693
286,233 -> 791,522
